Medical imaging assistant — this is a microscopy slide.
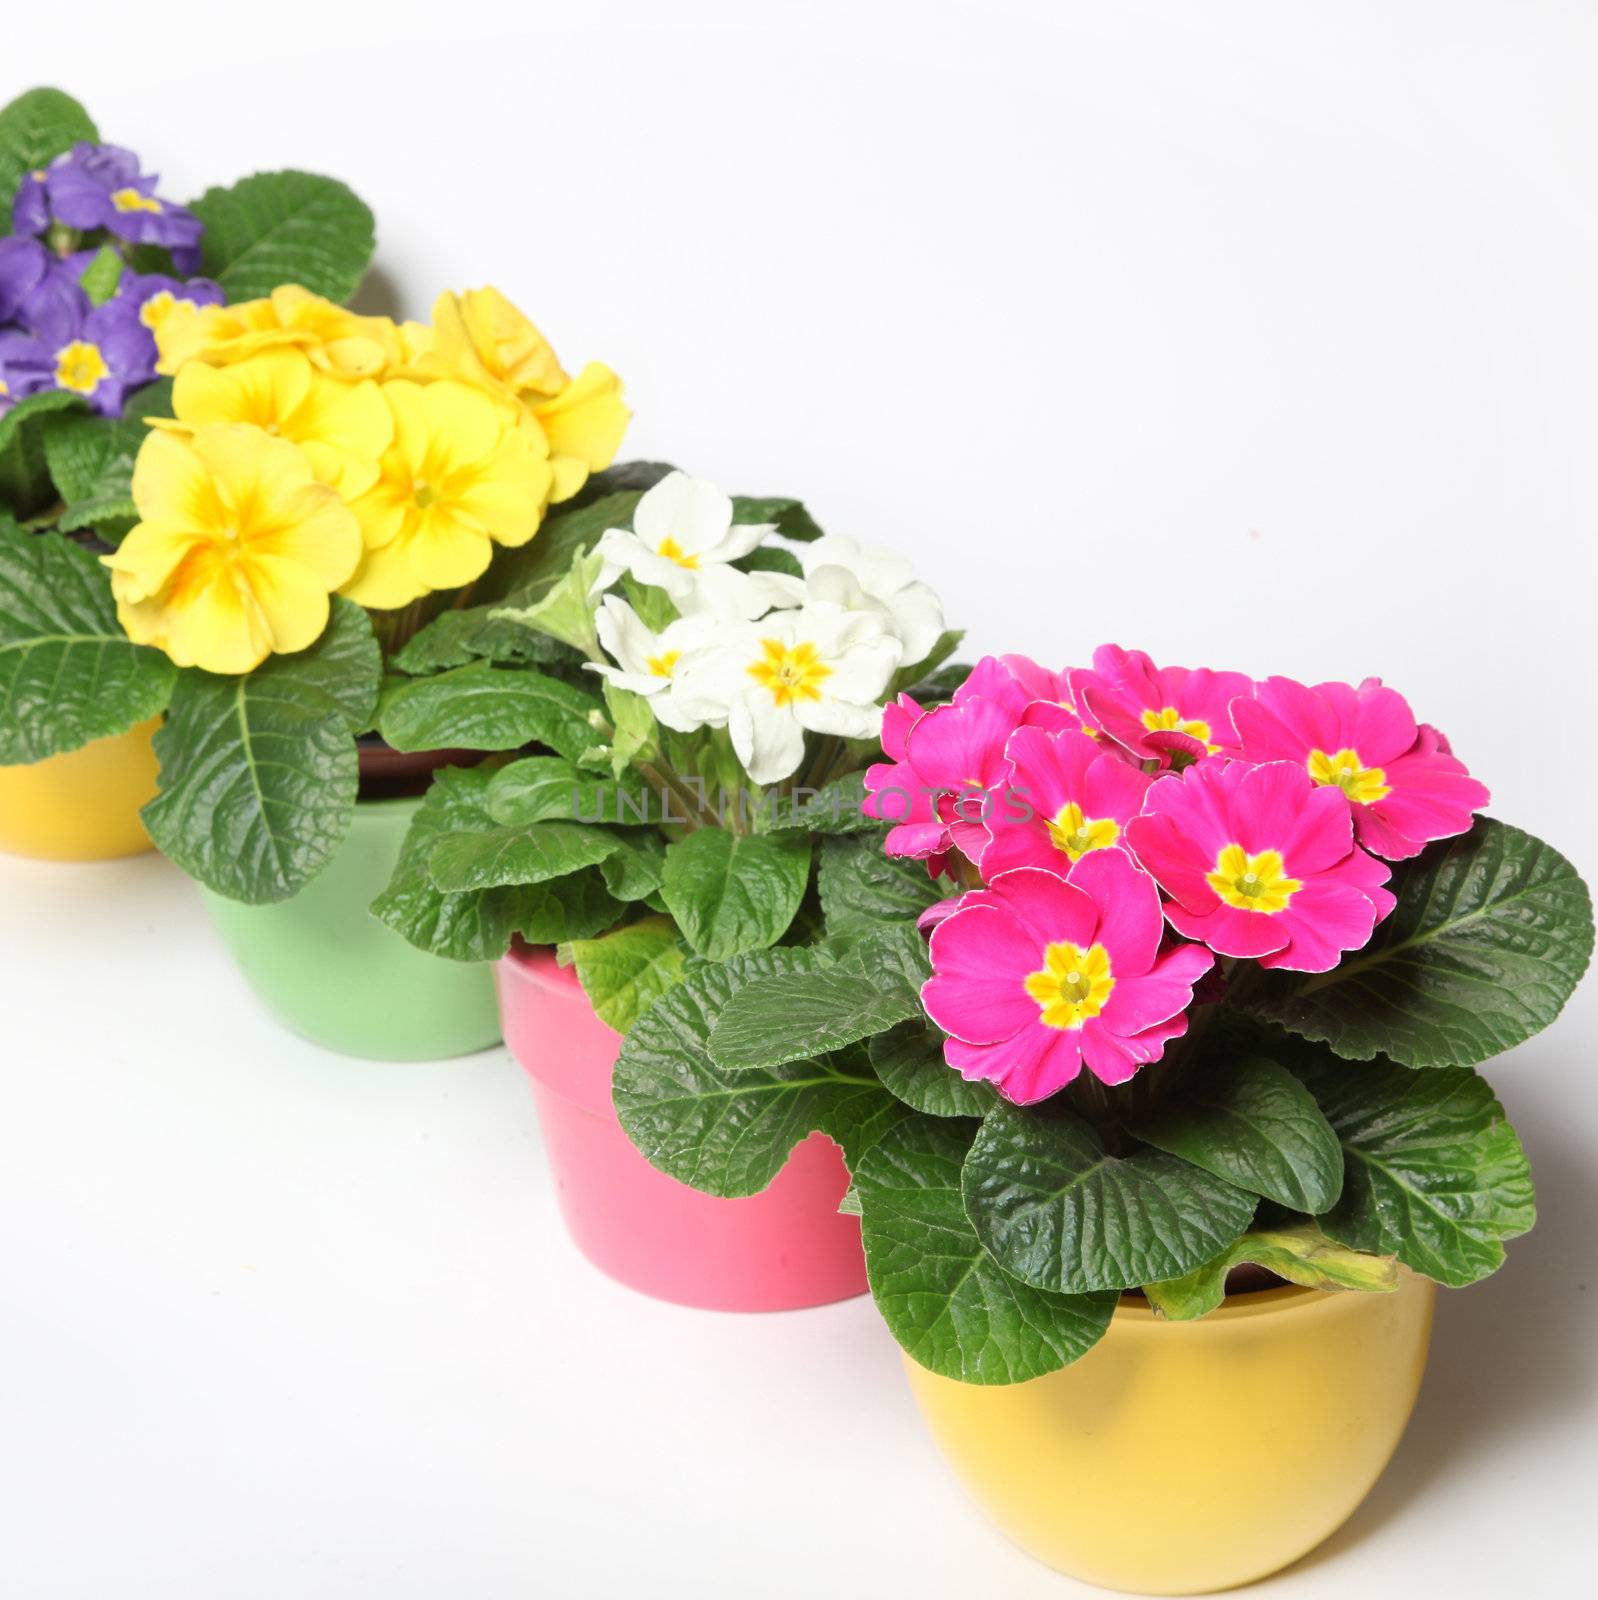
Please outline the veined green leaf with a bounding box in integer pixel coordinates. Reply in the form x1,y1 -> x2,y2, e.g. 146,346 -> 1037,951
143,662 -> 356,904
869,1019 -> 998,1119
962,1103 -> 1256,1293
191,170 -> 374,303
558,916 -> 686,1035
767,769 -> 877,835
1247,819 -> 1593,1068
0,518 -> 174,762
371,764 -> 622,961
659,827 -> 812,961
1290,1041 -> 1535,1286
817,832 -> 943,934
613,948 -> 900,1196
857,1117 -> 1116,1384
377,662 -> 603,761
1130,1052 -> 1344,1212
486,755 -> 654,827
728,495 -> 823,542
427,819 -> 620,893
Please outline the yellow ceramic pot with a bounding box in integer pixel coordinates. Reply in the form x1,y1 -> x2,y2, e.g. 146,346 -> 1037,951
903,1273 -> 1435,1596
0,717 -> 161,861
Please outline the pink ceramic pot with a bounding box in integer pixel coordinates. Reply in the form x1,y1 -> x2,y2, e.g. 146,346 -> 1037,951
496,944 -> 868,1312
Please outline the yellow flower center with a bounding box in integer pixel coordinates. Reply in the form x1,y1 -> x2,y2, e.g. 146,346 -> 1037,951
646,650 -> 681,679
1307,747 -> 1391,805
111,187 -> 163,214
1045,801 -> 1120,861
747,638 -> 833,707
54,340 -> 109,395
1206,843 -> 1302,913
656,535 -> 700,570
1142,705 -> 1215,751
139,290 -> 176,330
1024,941 -> 1115,1030
0,378 -> 9,399
414,481 -> 439,508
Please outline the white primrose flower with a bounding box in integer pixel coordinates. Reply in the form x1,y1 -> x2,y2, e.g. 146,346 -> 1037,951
591,471 -> 773,601
589,597 -> 720,733
675,562 -> 805,622
672,602 -> 903,785
799,534 -> 947,669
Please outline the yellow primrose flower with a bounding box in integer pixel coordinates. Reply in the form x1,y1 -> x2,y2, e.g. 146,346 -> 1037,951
430,286 -> 569,400
340,380 -> 554,610
423,286 -> 629,503
532,361 -> 630,500
154,348 -> 393,500
105,424 -> 363,676
155,285 -> 402,380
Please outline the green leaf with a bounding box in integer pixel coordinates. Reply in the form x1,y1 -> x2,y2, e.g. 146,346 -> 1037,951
41,379 -> 171,538
486,755 -> 653,827
470,489 -> 647,608
0,518 -> 175,762
768,769 -> 876,835
487,546 -> 603,655
598,829 -> 667,901
143,658 -> 358,903
376,662 -> 603,761
962,1104 -> 1257,1293
56,493 -> 136,534
558,916 -> 686,1034
389,605 -> 583,674
613,948 -> 901,1196
1290,1043 -> 1535,1286
571,460 -> 677,501
817,832 -> 944,934
869,1019 -> 998,1119
0,88 -> 97,234
1247,818 -> 1594,1069
735,545 -> 804,579
707,954 -> 924,1071
856,1117 -> 1116,1384
76,243 -> 123,306
729,495 -> 823,542
0,390 -> 83,514
1129,1053 -> 1344,1213
427,819 -> 620,892
597,679 -> 658,776
1143,1223 -> 1398,1321
660,828 -> 812,961
284,598 -> 381,730
191,170 -> 375,303
371,764 -> 622,961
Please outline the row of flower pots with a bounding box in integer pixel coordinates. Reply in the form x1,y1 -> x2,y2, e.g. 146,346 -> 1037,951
6,89 -> 1585,1597
2,732 -> 1438,1596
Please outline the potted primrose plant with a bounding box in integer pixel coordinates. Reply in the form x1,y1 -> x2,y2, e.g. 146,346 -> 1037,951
371,468 -> 960,1308
604,644 -> 1592,1594
0,86 -> 632,1058
0,84 -> 256,858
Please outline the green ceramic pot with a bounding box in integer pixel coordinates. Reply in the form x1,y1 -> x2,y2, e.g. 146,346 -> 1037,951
200,794 -> 501,1061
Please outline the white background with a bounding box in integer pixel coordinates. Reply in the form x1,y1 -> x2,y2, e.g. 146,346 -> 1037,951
3,1 -> 1597,1595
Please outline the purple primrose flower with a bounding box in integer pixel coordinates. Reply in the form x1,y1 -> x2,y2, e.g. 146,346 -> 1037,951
12,143 -> 204,272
